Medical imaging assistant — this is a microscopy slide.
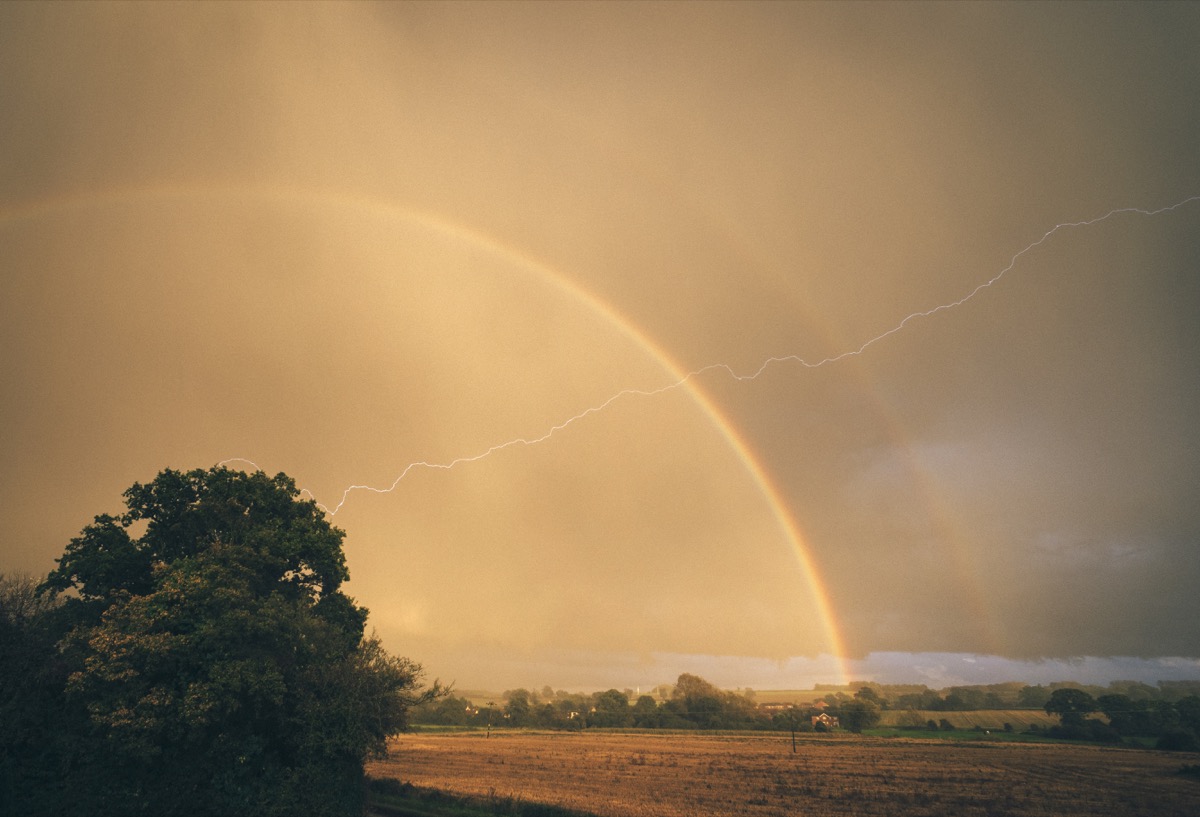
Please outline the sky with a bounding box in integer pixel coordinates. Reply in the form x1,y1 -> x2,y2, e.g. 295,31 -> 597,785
2,2 -> 1199,693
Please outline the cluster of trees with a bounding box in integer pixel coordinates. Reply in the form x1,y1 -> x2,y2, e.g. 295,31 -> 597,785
816,680 -> 1200,712
416,674 -> 761,731
1,467 -> 437,817
414,676 -> 887,734
888,686 -> 1022,711
1041,687 -> 1200,749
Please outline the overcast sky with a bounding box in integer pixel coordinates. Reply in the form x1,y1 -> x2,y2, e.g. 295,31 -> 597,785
3,2 -> 1198,691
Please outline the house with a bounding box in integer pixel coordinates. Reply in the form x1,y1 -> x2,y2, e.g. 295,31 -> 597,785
812,712 -> 839,729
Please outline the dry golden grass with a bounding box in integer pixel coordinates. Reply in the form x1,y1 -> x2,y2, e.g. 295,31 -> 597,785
368,730 -> 1200,817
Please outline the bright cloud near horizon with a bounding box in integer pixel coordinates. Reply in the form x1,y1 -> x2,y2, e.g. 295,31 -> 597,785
2,2 -> 1199,692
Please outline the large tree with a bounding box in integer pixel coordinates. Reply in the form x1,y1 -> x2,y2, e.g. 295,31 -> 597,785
1044,688 -> 1099,729
837,698 -> 882,733
590,689 -> 632,728
26,466 -> 436,817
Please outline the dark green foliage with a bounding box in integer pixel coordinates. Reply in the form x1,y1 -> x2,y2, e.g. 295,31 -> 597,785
413,674 -> 776,733
1160,681 -> 1200,699
1097,693 -> 1162,737
771,708 -> 814,736
503,689 -> 534,727
896,688 -> 946,710
663,673 -> 762,730
418,694 -> 476,726
942,687 -> 987,711
589,689 -> 632,728
889,684 -> 1016,712
854,685 -> 882,705
0,574 -> 74,816
1030,687 -> 1200,747
836,699 -> 882,733
1017,684 -> 1052,709
1176,696 -> 1200,733
1044,688 -> 1099,727
1083,720 -> 1122,743
5,466 -> 436,816
44,468 -> 351,605
631,695 -> 661,728
1157,728 -> 1200,752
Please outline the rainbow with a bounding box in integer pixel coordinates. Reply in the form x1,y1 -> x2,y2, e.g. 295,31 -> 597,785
2,181 -> 859,682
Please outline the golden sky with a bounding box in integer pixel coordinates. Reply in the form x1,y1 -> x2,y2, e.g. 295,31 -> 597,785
3,2 -> 1199,690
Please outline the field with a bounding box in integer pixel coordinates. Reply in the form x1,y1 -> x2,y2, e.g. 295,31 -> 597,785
368,730 -> 1200,817
876,709 -> 1059,730
753,688 -> 856,706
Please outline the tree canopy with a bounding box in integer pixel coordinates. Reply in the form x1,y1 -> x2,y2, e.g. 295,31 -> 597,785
1044,688 -> 1099,726
3,466 -> 436,817
838,698 -> 883,733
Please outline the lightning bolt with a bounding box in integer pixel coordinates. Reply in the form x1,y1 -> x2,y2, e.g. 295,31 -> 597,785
221,195 -> 1199,516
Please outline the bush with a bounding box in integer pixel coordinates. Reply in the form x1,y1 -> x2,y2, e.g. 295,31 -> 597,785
1157,728 -> 1200,752
1048,723 -> 1089,740
1085,720 -> 1122,744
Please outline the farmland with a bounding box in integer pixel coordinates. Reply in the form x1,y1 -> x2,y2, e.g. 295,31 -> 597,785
368,730 -> 1200,817
876,709 -> 1058,730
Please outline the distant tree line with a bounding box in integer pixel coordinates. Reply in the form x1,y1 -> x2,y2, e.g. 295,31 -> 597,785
415,674 -> 764,731
413,674 -> 885,733
1039,687 -> 1200,750
815,680 -> 1200,712
413,676 -> 1200,748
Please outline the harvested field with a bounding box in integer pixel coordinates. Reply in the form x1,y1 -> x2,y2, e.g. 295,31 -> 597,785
368,730 -> 1200,817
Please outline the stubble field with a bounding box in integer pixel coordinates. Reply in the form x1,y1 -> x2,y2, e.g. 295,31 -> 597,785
368,730 -> 1200,817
